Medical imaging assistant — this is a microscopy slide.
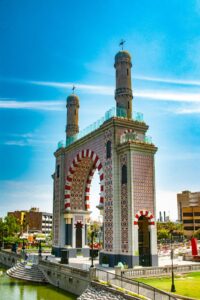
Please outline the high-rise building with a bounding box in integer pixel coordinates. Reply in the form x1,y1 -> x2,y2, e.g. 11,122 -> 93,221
177,190 -> 200,238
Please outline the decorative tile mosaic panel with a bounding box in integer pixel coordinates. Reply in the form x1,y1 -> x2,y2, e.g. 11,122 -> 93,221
120,154 -> 129,253
70,157 -> 93,210
104,129 -> 114,252
53,158 -> 62,245
133,153 -> 154,214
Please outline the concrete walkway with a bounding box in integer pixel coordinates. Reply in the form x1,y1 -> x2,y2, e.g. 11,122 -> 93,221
61,254 -> 200,273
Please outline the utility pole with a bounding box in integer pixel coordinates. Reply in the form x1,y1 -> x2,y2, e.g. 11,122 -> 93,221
170,231 -> 176,292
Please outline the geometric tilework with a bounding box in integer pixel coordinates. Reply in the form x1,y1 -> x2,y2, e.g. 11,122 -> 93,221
104,129 -> 113,252
120,154 -> 129,253
133,153 -> 154,215
70,157 -> 93,211
64,149 -> 104,212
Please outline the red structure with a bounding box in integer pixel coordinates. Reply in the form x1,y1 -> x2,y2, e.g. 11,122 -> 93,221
191,237 -> 198,256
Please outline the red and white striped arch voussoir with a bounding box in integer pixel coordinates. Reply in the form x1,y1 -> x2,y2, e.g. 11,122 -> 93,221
64,149 -> 104,211
134,210 -> 155,226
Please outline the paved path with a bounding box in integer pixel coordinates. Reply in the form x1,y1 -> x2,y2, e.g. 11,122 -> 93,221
61,254 -> 200,273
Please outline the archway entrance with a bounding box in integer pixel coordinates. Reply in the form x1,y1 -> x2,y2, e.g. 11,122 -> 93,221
138,216 -> 151,266
64,150 -> 104,256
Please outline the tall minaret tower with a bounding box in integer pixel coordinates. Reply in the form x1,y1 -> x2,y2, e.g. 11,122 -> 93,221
114,47 -> 133,119
66,91 -> 79,139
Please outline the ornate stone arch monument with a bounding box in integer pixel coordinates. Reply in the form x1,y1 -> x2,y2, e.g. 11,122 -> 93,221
52,49 -> 158,267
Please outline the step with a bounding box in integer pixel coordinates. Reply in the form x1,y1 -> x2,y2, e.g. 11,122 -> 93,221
7,263 -> 47,283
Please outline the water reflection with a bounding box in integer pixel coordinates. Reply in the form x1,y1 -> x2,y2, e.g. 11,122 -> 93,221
0,265 -> 76,300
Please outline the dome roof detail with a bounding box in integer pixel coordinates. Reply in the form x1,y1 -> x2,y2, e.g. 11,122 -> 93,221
115,50 -> 131,60
67,94 -> 79,103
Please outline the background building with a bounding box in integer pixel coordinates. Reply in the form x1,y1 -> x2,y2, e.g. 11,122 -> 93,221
177,190 -> 200,238
158,211 -> 170,222
8,207 -> 52,235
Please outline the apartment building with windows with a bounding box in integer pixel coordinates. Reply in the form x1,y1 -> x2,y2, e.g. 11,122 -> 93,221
8,207 -> 52,235
177,190 -> 200,238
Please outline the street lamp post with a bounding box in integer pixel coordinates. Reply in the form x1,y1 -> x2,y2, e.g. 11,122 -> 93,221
170,231 -> 176,293
38,240 -> 42,257
90,231 -> 94,268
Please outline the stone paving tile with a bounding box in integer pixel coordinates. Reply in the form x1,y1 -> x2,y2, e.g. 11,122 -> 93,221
77,286 -> 127,300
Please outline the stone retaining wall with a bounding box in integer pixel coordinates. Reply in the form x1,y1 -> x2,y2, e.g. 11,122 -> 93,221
0,250 -> 21,267
39,260 -> 91,296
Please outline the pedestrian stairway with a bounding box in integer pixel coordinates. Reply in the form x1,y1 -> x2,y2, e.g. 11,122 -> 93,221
6,262 -> 47,283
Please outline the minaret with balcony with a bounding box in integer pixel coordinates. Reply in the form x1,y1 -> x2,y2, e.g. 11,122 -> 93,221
114,50 -> 133,119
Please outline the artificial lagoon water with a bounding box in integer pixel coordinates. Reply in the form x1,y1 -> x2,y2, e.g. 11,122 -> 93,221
0,264 -> 76,300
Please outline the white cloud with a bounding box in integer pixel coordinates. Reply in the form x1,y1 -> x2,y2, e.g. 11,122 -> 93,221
134,90 -> 200,102
14,133 -> 33,138
0,100 -> 64,110
135,75 -> 200,87
29,80 -> 114,96
2,132 -> 57,147
3,137 -> 55,147
29,80 -> 200,103
4,140 -> 28,146
175,106 -> 200,114
1,77 -> 200,114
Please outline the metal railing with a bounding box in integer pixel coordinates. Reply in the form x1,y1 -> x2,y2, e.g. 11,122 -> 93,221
121,263 -> 200,278
57,107 -> 145,149
120,131 -> 153,145
95,268 -> 177,300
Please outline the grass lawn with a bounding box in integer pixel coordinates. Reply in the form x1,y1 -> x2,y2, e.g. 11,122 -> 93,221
136,272 -> 200,299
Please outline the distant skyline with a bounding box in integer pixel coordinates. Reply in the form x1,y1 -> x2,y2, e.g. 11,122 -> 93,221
1,0 -> 200,220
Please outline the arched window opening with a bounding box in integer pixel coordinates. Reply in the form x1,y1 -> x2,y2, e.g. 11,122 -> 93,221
74,109 -> 76,115
127,69 -> 129,76
56,165 -> 60,178
121,165 -> 127,184
106,141 -> 112,159
128,101 -> 130,109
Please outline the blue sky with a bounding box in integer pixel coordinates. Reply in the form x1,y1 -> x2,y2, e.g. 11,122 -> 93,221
0,0 -> 200,220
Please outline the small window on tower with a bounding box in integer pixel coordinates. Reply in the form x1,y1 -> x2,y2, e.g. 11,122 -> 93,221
122,165 -> 127,184
128,101 -> 130,109
56,165 -> 60,178
106,141 -> 112,159
127,69 -> 129,76
116,70 -> 118,77
74,109 -> 76,115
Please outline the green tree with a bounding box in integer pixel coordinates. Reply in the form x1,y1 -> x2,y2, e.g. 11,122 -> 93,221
194,229 -> 200,239
157,228 -> 169,240
87,221 -> 101,244
157,221 -> 184,241
0,215 -> 20,246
